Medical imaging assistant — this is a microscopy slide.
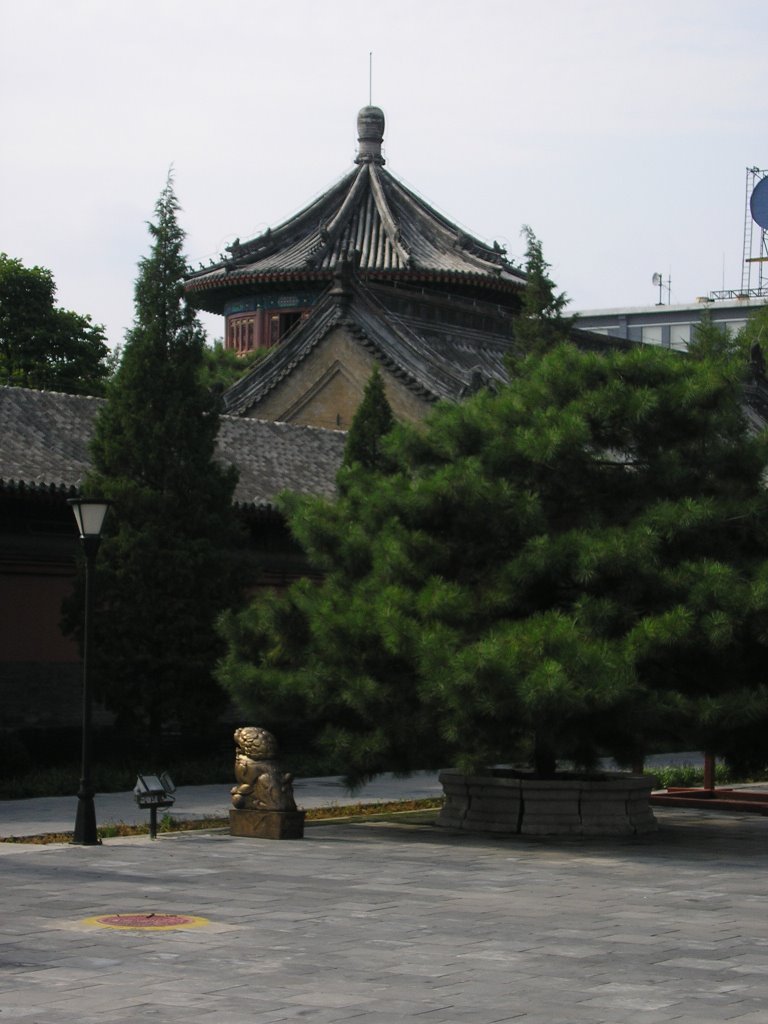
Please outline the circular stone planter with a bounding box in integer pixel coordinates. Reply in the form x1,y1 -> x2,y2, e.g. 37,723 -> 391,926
436,768 -> 658,836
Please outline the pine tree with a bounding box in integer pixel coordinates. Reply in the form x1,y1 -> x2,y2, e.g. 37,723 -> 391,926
69,176 -> 243,750
688,308 -> 745,366
741,303 -> 768,381
217,255 -> 768,781
342,366 -> 394,471
219,337 -> 768,780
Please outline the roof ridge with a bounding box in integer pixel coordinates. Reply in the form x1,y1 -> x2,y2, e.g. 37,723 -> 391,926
377,166 -> 517,270
219,411 -> 346,436
369,164 -> 411,268
0,384 -> 106,405
305,164 -> 370,268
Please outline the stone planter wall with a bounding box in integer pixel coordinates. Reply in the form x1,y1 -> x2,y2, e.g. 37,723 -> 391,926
437,770 -> 657,836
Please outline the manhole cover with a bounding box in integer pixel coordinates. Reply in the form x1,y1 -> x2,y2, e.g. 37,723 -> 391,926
83,913 -> 209,930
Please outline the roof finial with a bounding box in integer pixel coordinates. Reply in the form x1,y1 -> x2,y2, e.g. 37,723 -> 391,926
355,105 -> 385,165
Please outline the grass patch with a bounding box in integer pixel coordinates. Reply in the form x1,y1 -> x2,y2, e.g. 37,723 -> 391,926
648,763 -> 735,790
0,797 -> 444,845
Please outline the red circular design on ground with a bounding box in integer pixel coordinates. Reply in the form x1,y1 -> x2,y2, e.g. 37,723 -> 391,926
97,914 -> 193,928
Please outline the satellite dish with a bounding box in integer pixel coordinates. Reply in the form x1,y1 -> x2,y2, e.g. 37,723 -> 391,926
652,272 -> 663,286
751,176 -> 768,230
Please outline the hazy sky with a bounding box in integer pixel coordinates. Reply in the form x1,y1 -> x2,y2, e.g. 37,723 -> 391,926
1,0 -> 766,348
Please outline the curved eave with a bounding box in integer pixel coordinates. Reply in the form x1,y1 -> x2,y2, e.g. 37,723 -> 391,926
232,498 -> 285,517
0,478 -> 80,497
369,268 -> 526,292
187,266 -> 525,315
186,269 -> 334,313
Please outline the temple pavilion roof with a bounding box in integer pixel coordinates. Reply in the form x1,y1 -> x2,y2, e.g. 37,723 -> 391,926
222,272 -> 516,417
186,107 -> 526,312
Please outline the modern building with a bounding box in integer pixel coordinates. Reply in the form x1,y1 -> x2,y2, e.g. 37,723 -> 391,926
576,166 -> 768,350
575,296 -> 766,352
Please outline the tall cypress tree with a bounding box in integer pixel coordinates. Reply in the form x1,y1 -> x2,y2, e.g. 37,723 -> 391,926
513,226 -> 575,356
342,366 -> 394,471
72,176 -> 242,750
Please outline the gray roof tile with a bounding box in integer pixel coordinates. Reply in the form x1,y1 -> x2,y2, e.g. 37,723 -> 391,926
188,164 -> 525,288
0,386 -> 345,507
186,139 -> 526,306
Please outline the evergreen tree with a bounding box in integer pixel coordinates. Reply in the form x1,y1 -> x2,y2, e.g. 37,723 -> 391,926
218,332 -> 768,781
342,366 -> 394,471
741,303 -> 768,381
0,253 -> 110,394
688,308 -> 746,366
513,227 -> 575,355
69,176 -> 243,749
200,340 -> 265,391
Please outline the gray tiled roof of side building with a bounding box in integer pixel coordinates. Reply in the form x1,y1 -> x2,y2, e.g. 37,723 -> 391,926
0,386 -> 345,508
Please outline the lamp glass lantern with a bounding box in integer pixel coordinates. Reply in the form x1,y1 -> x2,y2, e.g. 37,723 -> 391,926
68,498 -> 112,540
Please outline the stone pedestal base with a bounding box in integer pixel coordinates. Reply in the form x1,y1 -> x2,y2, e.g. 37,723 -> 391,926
437,770 -> 657,836
229,808 -> 305,840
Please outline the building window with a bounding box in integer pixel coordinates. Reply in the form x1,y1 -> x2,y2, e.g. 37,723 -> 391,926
269,314 -> 281,346
669,324 -> 690,351
641,325 -> 663,347
723,320 -> 748,336
227,306 -> 309,353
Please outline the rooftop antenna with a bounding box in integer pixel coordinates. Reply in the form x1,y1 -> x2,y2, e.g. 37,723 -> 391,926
651,272 -> 671,305
709,167 -> 768,300
745,169 -> 768,295
369,51 -> 373,105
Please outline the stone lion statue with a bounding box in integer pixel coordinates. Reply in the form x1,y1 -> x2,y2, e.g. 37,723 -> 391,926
230,727 -> 297,812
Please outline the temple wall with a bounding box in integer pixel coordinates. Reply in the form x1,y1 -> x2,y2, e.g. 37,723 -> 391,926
0,572 -> 79,663
244,327 -> 432,429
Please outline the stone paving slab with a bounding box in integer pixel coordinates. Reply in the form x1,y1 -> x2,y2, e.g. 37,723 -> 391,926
1,806 -> 768,1022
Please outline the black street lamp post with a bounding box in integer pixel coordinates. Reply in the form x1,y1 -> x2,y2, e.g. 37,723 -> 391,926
68,498 -> 112,846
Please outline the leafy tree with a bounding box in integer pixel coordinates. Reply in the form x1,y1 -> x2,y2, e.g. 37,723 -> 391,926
68,176 -> 244,749
218,332 -> 768,782
0,254 -> 110,394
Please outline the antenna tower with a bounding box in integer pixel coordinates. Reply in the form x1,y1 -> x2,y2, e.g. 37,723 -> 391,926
710,167 -> 768,300
652,272 -> 671,305
740,167 -> 768,297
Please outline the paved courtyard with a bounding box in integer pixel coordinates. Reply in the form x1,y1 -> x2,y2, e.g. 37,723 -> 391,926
1,805 -> 767,1023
